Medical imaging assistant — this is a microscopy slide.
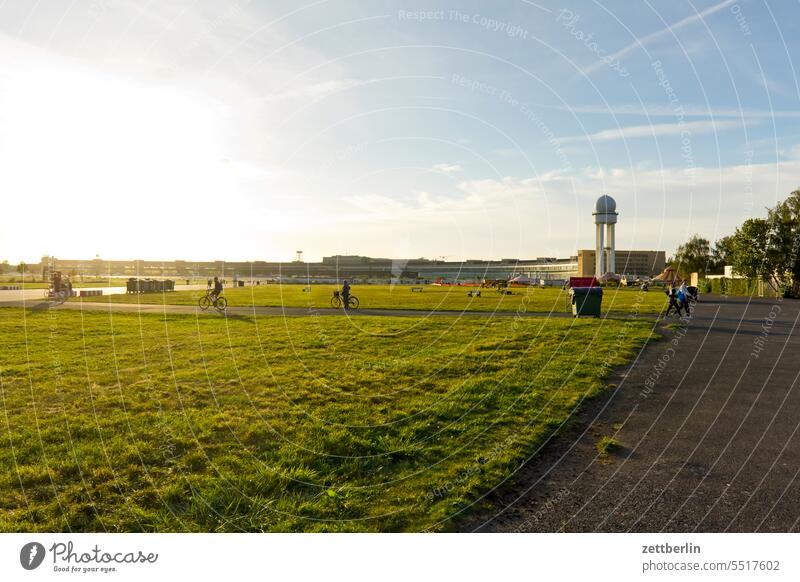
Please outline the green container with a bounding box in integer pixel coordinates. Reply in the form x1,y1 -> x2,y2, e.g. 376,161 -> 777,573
570,286 -> 603,317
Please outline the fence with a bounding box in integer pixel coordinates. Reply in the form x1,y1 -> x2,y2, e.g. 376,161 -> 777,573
126,279 -> 176,293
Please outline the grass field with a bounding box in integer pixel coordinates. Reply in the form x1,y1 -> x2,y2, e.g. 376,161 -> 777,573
0,306 -> 657,532
78,283 -> 668,315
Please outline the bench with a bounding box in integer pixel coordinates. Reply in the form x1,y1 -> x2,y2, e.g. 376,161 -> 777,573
411,287 -> 423,292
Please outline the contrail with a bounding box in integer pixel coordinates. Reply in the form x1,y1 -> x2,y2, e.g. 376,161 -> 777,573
580,0 -> 737,76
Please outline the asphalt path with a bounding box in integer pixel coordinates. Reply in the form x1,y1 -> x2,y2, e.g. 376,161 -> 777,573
3,299 -> 576,318
461,294 -> 800,532
0,284 -> 207,303
0,297 -> 783,327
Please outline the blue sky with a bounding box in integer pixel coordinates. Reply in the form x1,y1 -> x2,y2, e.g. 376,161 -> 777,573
1,0 -> 798,262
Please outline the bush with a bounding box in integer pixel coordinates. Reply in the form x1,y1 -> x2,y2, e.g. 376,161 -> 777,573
698,277 -> 759,296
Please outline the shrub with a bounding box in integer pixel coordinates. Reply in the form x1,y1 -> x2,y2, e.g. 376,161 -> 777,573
698,277 -> 759,296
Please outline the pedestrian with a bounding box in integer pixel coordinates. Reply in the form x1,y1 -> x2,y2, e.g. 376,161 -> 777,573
678,281 -> 692,318
664,286 -> 684,318
677,281 -> 687,303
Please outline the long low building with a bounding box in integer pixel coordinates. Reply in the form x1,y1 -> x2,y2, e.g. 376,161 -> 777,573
34,251 -> 665,281
576,249 -> 666,278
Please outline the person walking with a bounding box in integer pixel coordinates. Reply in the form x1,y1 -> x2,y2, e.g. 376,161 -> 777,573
678,281 -> 692,318
664,286 -> 684,318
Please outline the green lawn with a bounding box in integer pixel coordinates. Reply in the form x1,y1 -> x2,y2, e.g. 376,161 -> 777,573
78,283 -> 667,315
0,307 -> 656,532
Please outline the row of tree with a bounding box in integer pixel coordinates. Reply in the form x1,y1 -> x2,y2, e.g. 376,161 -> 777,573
672,190 -> 800,295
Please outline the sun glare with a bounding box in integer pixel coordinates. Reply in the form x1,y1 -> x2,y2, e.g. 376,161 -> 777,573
0,58 -> 250,260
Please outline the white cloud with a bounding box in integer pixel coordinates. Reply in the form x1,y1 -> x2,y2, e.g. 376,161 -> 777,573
262,79 -> 372,102
558,120 -> 746,144
431,163 -> 463,174
529,102 -> 800,120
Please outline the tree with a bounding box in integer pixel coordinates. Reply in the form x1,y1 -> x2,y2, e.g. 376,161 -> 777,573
681,190 -> 800,294
730,218 -> 780,288
673,235 -> 712,275
766,189 -> 800,292
711,235 -> 735,272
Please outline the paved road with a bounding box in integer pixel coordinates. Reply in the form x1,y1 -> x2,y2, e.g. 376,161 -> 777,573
2,297 -> 764,322
0,284 -> 207,303
1,298 -> 785,327
6,299 -> 577,318
463,294 -> 800,532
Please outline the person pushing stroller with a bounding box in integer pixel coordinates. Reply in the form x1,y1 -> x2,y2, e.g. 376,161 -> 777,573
664,285 -> 686,318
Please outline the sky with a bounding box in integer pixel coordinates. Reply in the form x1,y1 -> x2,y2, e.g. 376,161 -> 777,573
1,0 -> 799,263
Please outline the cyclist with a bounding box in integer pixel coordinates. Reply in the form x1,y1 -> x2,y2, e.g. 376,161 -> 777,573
210,276 -> 223,303
341,280 -> 351,309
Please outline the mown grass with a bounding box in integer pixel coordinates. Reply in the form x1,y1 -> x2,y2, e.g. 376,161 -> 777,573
78,283 -> 667,315
0,307 -> 656,532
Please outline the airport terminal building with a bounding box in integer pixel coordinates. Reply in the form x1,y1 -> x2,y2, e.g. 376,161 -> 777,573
35,250 -> 665,282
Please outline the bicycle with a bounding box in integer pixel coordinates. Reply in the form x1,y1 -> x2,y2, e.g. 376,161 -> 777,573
199,290 -> 227,312
330,290 -> 359,309
44,289 -> 72,304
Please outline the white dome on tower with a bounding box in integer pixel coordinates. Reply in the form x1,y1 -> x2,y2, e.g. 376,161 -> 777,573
595,194 -> 617,214
593,194 -> 618,224
593,194 -> 618,276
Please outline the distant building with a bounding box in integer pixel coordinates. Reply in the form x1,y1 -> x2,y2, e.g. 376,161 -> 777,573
34,252 -> 662,282
576,249 -> 666,278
